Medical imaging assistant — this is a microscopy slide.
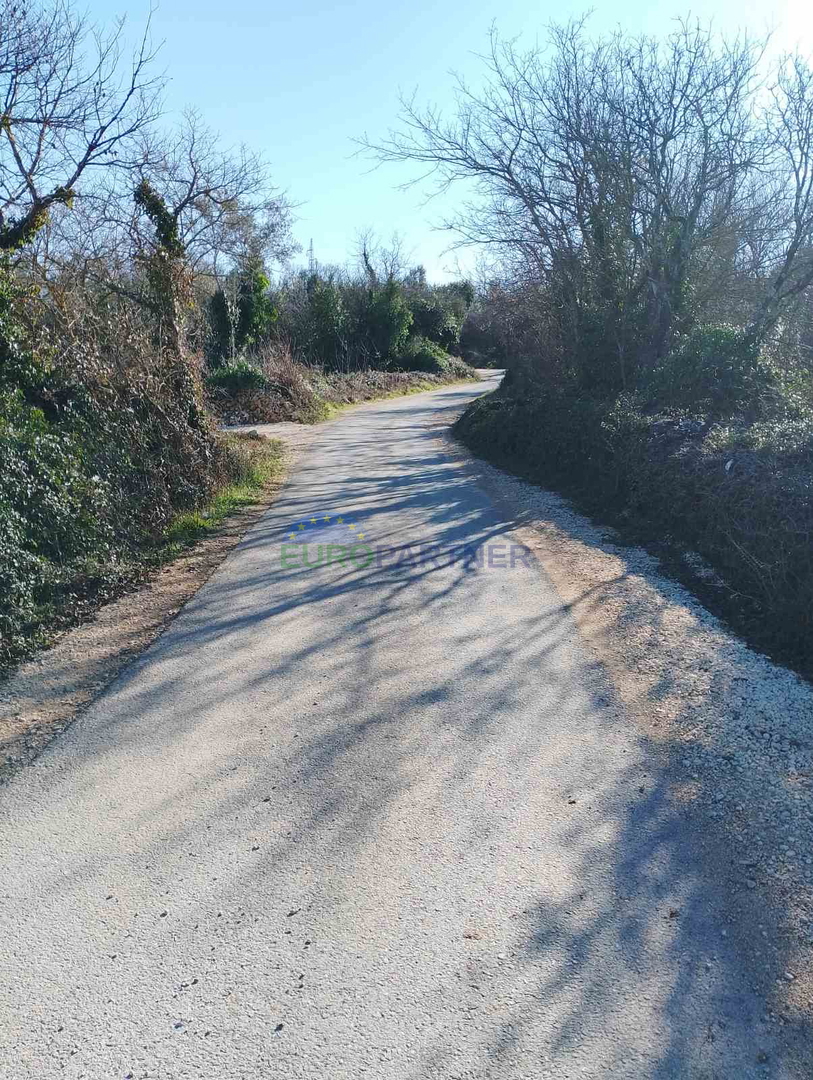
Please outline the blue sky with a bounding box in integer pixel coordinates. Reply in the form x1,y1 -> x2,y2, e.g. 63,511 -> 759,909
88,0 -> 807,280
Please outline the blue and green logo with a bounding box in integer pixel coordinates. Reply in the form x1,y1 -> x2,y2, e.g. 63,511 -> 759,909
280,513 -> 373,569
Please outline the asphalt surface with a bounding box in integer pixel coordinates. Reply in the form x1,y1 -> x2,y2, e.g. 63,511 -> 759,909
0,374 -> 798,1078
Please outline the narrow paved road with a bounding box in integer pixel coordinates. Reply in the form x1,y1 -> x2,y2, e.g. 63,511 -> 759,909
0,376 -> 797,1078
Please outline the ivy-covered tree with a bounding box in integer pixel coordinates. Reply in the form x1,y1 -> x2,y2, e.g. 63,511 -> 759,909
133,179 -> 190,358
365,281 -> 413,363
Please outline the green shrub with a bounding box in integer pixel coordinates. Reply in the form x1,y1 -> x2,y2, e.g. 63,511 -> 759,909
408,297 -> 460,351
396,336 -> 450,374
644,325 -> 775,417
304,275 -> 349,368
364,281 -> 413,362
205,359 -> 268,395
269,272 -> 473,372
0,388 -> 110,560
208,260 -> 278,364
0,263 -> 227,670
445,356 -> 480,379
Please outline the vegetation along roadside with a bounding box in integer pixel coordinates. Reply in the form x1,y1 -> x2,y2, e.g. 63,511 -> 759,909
0,0 -> 479,678
362,21 -> 813,680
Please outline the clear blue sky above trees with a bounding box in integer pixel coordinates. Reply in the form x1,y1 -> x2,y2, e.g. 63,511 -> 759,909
87,0 -> 806,280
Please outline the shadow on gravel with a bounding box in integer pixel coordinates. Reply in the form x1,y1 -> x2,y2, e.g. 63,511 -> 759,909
12,383 -> 813,1079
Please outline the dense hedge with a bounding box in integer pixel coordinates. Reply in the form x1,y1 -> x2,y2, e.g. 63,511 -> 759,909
455,388 -> 813,674
0,271 -> 247,669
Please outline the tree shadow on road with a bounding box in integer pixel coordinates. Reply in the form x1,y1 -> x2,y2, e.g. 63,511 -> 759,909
6,386 -> 813,1078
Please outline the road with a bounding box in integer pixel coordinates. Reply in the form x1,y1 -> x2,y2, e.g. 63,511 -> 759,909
0,374 -> 798,1078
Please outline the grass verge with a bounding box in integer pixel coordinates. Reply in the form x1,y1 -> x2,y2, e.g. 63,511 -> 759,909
160,435 -> 284,555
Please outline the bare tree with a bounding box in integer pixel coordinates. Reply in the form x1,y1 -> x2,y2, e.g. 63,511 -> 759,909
750,55 -> 813,339
355,228 -> 411,284
0,0 -> 162,251
131,111 -> 296,277
364,20 -> 813,388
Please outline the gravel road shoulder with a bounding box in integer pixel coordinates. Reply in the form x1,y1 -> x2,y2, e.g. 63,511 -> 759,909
453,430 -> 813,1037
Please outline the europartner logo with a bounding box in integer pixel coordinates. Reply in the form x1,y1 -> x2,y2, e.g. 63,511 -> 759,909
280,513 -> 373,569
279,512 -> 536,572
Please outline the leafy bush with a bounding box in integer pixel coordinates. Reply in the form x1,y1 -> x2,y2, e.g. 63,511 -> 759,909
364,281 -> 413,362
303,275 -> 349,368
0,267 -> 230,670
408,297 -> 460,351
396,336 -> 450,374
445,356 -> 480,379
205,359 -> 268,394
706,415 -> 813,459
266,270 -> 474,371
642,325 -> 776,417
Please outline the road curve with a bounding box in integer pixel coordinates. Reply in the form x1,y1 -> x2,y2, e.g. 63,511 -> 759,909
0,375 -> 797,1078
